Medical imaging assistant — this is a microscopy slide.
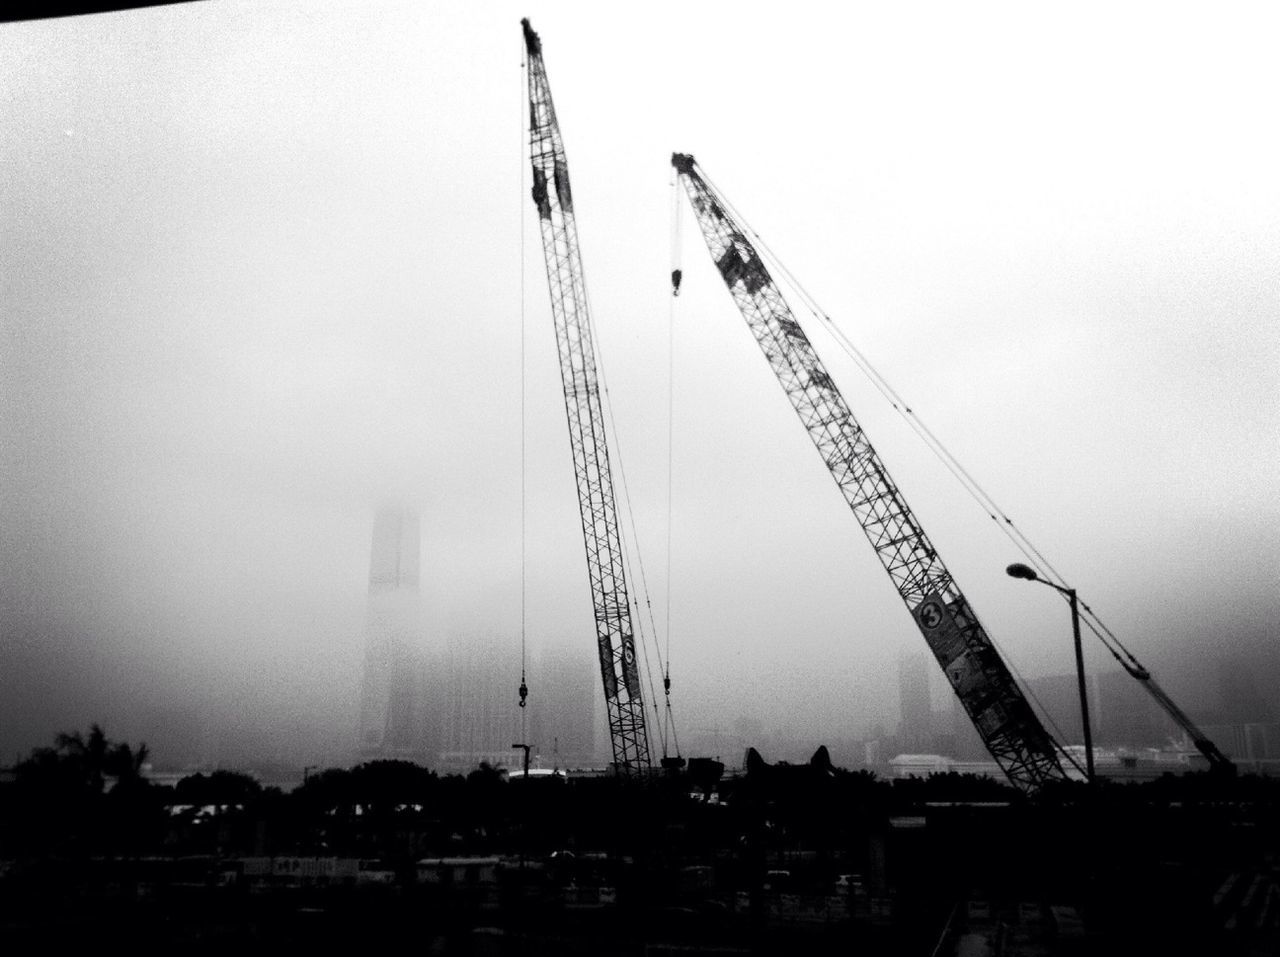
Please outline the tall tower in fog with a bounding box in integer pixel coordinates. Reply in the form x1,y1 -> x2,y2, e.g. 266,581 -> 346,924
898,652 -> 932,753
358,507 -> 432,758
530,643 -> 597,768
437,632 -> 520,772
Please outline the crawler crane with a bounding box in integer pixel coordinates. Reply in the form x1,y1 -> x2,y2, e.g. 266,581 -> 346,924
672,154 -> 1067,792
522,20 -> 651,776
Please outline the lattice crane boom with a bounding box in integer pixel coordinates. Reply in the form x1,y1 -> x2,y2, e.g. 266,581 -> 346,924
672,153 -> 1066,792
522,20 -> 651,776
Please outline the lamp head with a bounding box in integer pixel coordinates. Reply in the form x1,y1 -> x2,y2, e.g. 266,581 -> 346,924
1006,563 -> 1039,581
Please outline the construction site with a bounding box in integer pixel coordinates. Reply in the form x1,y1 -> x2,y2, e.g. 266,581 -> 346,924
3,4 -> 1279,955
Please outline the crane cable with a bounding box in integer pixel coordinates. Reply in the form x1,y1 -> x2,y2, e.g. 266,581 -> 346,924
522,47 -> 669,768
574,244 -> 673,766
754,216 -> 1145,676
664,174 -> 684,759
593,326 -> 670,761
517,47 -> 529,739
699,168 -> 1132,768
688,165 -> 1088,774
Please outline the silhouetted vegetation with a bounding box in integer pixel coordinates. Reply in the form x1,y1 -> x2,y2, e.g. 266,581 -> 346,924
3,724 -> 164,857
3,728 -> 1280,953
4,726 -> 1280,863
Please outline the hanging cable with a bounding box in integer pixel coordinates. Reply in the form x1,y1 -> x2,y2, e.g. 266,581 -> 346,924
577,266 -> 674,763
520,18 -> 657,774
690,168 -> 1089,775
662,173 -> 682,757
517,46 -> 529,738
722,196 -> 1065,599
569,257 -> 666,765
599,367 -> 671,756
699,166 -> 1144,693
671,170 -> 684,299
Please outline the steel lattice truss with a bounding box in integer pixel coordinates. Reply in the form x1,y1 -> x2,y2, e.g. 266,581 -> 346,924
523,21 -> 651,776
673,154 -> 1065,792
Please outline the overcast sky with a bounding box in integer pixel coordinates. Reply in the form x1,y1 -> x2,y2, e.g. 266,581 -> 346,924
2,1 -> 1277,766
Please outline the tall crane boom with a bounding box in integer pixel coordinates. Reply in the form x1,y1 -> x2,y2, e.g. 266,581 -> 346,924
522,20 -> 651,776
673,154 -> 1067,792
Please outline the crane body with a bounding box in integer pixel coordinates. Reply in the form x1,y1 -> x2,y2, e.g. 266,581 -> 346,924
522,20 -> 651,776
672,153 -> 1066,792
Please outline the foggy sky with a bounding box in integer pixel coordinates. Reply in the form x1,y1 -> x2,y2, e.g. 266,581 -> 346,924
3,1 -> 1278,768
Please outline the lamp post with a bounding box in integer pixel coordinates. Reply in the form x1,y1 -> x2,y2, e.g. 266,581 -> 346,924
1006,563 -> 1095,783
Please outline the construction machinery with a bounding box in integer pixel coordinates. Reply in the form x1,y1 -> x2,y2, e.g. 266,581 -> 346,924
1140,673 -> 1233,771
1007,563 -> 1234,775
521,20 -> 651,776
672,153 -> 1068,792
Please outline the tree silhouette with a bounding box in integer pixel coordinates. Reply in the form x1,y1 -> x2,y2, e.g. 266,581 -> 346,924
6,724 -> 158,857
174,770 -> 261,810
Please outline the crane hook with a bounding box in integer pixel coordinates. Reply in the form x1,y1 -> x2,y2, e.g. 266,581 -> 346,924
671,269 -> 682,297
518,679 -> 528,708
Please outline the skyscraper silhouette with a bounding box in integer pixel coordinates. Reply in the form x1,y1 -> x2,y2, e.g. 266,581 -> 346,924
529,643 -> 597,768
358,507 -> 431,758
436,631 -> 520,772
898,652 -> 932,753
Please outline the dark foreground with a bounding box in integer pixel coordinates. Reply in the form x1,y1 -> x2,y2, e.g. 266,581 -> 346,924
3,738 -> 1279,954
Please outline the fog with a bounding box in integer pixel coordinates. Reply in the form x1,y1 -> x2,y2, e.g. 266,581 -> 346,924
3,1 -> 1278,769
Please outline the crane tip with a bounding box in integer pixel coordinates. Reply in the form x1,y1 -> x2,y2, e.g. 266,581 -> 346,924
521,18 -> 541,55
671,153 -> 695,173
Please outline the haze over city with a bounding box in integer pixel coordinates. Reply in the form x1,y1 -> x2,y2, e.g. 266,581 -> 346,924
3,1 -> 1278,774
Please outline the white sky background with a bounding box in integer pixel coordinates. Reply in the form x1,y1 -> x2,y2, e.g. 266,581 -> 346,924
2,0 -> 1277,764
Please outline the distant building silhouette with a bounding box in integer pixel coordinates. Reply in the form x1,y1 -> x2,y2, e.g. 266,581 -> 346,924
951,696 -> 989,761
357,513 -> 606,774
437,632 -> 520,773
898,652 -> 932,753
368,508 -> 420,592
528,643 -> 597,767
1026,673 -> 1098,748
1187,658 -> 1278,767
1092,670 -> 1166,748
1216,657 -> 1273,724
1202,721 -> 1280,764
358,507 -> 433,760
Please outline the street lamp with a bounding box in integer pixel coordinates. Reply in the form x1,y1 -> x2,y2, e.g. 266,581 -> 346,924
1006,563 -> 1095,783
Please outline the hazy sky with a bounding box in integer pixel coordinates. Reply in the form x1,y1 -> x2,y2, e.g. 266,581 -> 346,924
3,1 -> 1277,766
